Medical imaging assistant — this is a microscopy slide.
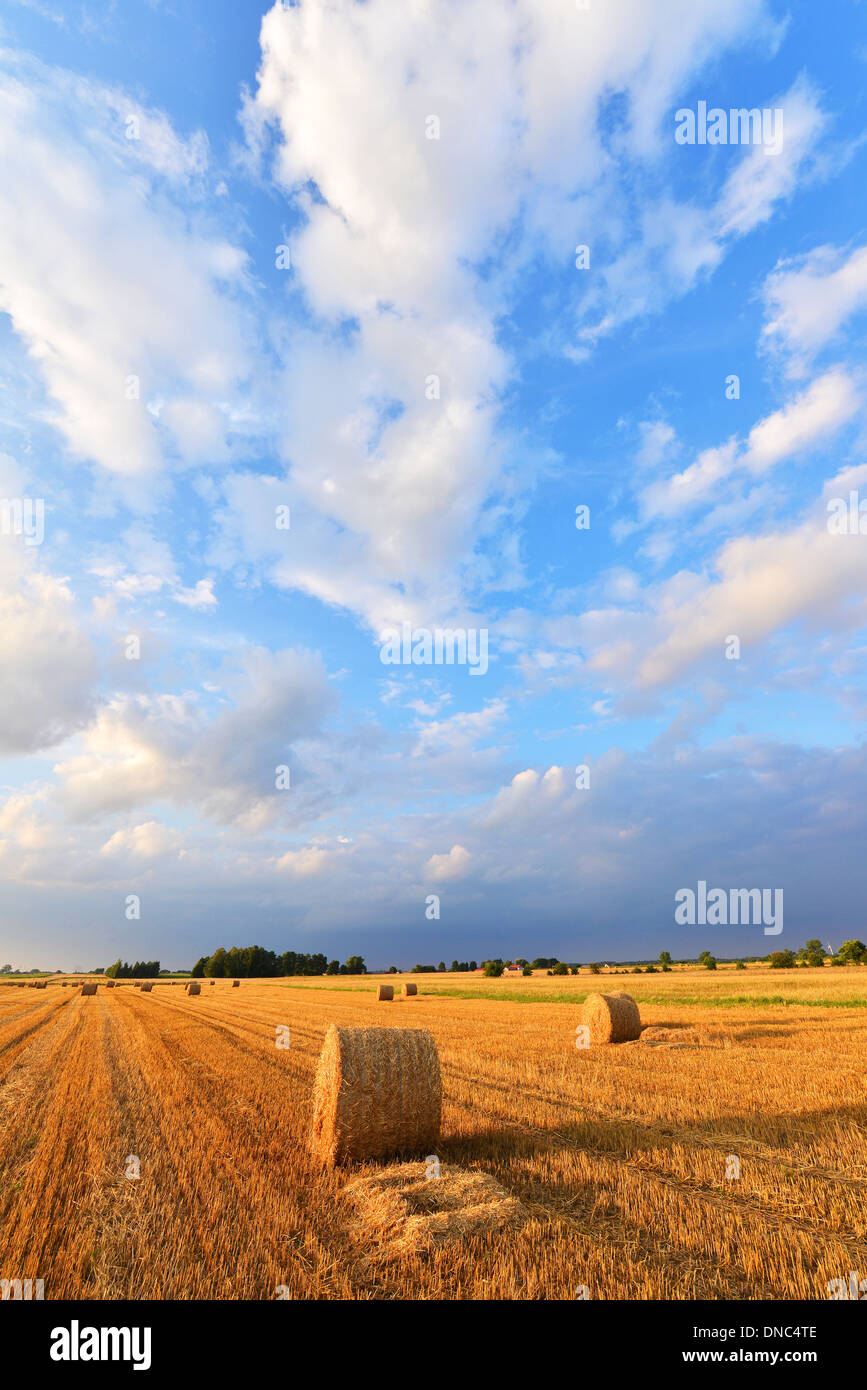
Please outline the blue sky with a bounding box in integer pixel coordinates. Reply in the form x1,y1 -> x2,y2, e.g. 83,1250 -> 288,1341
1,0 -> 866,971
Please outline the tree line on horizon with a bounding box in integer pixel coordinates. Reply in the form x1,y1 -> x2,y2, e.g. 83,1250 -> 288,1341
190,945 -> 367,978
105,959 -> 160,979
79,938 -> 867,980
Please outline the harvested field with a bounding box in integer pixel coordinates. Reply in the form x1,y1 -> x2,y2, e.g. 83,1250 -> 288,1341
0,966 -> 864,1300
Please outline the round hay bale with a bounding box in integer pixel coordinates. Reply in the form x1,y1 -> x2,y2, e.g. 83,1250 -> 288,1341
80,983 -> 97,996
581,991 -> 641,1044
186,982 -> 200,995
105,981 -> 115,989
310,1025 -> 441,1166
376,984 -> 394,1001
141,982 -> 153,992
232,979 -> 240,987
402,982 -> 418,997
210,980 -> 216,985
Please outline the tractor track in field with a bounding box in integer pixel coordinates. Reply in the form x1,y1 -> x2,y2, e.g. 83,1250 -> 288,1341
0,995 -> 74,1073
491,1113 -> 867,1268
102,989 -> 368,1297
115,988 -> 323,1076
445,1062 -> 867,1193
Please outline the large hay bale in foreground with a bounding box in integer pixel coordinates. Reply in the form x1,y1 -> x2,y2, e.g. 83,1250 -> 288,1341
581,991 -> 641,1044
80,983 -> 97,996
186,982 -> 200,996
402,982 -> 418,997
141,982 -> 153,992
376,984 -> 394,1001
311,1025 -> 441,1166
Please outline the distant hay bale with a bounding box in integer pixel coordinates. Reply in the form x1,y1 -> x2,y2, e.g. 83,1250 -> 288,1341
232,980 -> 240,987
310,1025 -> 441,1166
186,982 -> 201,995
581,991 -> 641,1044
343,1161 -> 527,1258
376,984 -> 394,1001
80,983 -> 97,996
402,982 -> 418,997
105,981 -> 115,989
141,983 -> 153,992
210,980 -> 215,986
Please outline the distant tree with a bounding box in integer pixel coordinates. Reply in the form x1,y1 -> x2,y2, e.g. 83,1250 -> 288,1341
531,957 -> 559,970
437,961 -> 446,972
484,959 -> 504,978
703,956 -> 718,971
326,960 -> 340,975
450,960 -> 459,973
0,964 -> 11,974
522,965 -> 532,977
644,964 -> 657,973
735,960 -> 747,970
836,939 -> 866,965
658,951 -> 672,967
388,965 -> 397,974
205,948 -> 228,978
344,956 -> 366,975
768,950 -> 797,969
469,960 -> 478,972
552,962 -> 568,976
588,963 -> 601,975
